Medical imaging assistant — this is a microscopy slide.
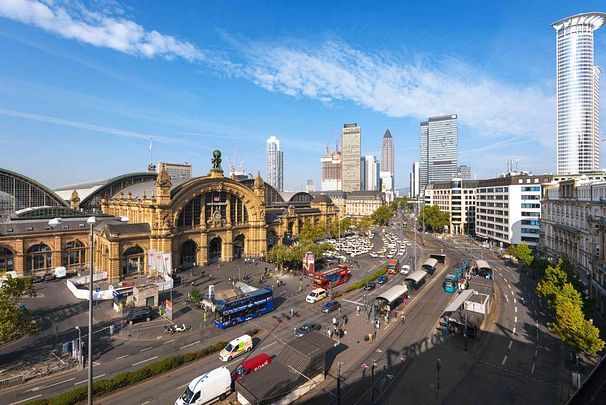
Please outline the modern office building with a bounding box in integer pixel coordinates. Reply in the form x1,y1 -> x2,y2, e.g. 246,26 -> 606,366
458,165 -> 472,180
305,180 -> 314,193
158,162 -> 192,179
410,162 -> 420,199
320,149 -> 342,191
551,13 -> 605,174
424,178 -> 478,235
419,115 -> 458,193
381,129 -> 394,179
341,123 -> 361,192
363,155 -> 380,191
475,173 -> 552,247
266,136 -> 284,192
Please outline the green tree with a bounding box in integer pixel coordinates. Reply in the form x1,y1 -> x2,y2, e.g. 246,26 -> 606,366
371,205 -> 394,226
187,287 -> 202,303
355,216 -> 373,233
298,222 -> 326,241
418,204 -> 450,232
0,275 -> 39,342
512,243 -> 533,267
549,296 -> 605,355
536,262 -> 569,305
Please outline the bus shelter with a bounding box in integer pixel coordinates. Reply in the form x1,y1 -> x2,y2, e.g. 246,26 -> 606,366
374,285 -> 408,310
422,258 -> 438,275
475,260 -> 493,279
405,270 -> 428,290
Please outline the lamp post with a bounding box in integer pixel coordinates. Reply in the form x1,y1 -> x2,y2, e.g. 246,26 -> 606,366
75,326 -> 81,367
370,359 -> 377,404
86,216 -> 96,405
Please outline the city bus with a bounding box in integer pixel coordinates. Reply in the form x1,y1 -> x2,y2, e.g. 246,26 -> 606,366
214,288 -> 274,329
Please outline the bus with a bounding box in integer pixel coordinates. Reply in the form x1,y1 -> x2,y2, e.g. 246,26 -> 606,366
386,259 -> 401,274
214,288 -> 274,329
443,259 -> 471,293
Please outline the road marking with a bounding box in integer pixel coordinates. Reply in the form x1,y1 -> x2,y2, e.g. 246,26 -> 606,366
116,354 -> 129,360
512,327 -> 516,335
343,299 -> 364,306
179,340 -> 200,350
513,298 -> 517,304
501,355 -> 508,366
177,383 -> 189,390
514,316 -> 517,323
505,295 -> 509,303
9,394 -> 42,405
504,278 -> 508,283
24,378 -> 76,392
508,340 -> 513,349
142,401 -> 151,405
132,356 -> 157,367
260,341 -> 278,351
140,346 -> 153,352
515,307 -> 518,313
535,349 -> 538,357
531,363 -> 536,374
163,339 -> 175,345
74,374 -> 106,385
507,283 -> 511,289
511,291 -> 515,297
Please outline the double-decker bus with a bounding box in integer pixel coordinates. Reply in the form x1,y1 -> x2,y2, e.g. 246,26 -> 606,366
214,288 -> 274,329
312,264 -> 351,290
386,259 -> 401,274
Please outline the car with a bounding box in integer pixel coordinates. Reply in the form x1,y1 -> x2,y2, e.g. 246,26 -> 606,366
363,281 -> 376,291
125,306 -> 154,325
170,272 -> 182,285
321,300 -> 341,313
376,275 -> 388,284
400,265 -> 411,275
306,288 -> 327,303
295,322 -> 322,337
369,252 -> 378,258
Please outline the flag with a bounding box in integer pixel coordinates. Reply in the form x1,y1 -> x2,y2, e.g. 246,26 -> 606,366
149,137 -> 153,150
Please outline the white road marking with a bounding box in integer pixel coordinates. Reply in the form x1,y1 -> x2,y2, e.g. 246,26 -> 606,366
24,378 -> 76,392
512,327 -> 516,335
259,341 -> 278,351
501,355 -> 508,366
177,383 -> 189,390
116,354 -> 129,360
504,278 -> 508,283
140,346 -> 153,352
508,340 -> 513,350
163,339 -> 175,345
511,291 -> 515,297
9,394 -> 42,405
531,363 -> 536,374
74,374 -> 106,385
535,349 -> 538,357
343,299 -> 364,306
132,357 -> 157,367
514,316 -> 517,323
515,307 -> 518,313
513,298 -> 517,304
507,284 -> 511,289
142,401 -> 151,405
505,295 -> 509,303
179,340 -> 201,350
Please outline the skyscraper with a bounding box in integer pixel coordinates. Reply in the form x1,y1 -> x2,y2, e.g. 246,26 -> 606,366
457,164 -> 472,180
158,162 -> 192,179
551,13 -> 605,174
321,148 -> 342,191
419,115 -> 458,192
266,136 -> 284,191
363,155 -> 380,191
410,161 -> 420,198
381,129 -> 394,176
341,123 -> 361,192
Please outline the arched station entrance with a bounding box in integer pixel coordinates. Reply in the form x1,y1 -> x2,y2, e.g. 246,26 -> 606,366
208,237 -> 222,263
233,234 -> 245,259
121,246 -> 145,279
180,240 -> 197,265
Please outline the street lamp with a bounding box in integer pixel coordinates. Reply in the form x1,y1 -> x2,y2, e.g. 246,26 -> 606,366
86,216 -> 96,405
75,326 -> 82,367
370,359 -> 377,404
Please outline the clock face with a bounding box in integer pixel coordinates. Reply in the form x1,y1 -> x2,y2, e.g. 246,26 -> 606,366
213,210 -> 221,220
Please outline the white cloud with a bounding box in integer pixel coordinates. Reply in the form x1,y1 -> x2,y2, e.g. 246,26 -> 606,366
239,40 -> 555,144
0,0 -> 204,61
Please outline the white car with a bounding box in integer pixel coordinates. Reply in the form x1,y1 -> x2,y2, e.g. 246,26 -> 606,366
369,252 -> 378,258
400,265 -> 411,275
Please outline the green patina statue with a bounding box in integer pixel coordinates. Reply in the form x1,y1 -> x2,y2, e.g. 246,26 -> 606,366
211,150 -> 222,171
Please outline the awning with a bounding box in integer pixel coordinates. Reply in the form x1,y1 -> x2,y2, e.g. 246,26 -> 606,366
443,289 -> 475,313
475,260 -> 491,270
376,285 -> 408,304
422,258 -> 438,268
405,270 -> 428,284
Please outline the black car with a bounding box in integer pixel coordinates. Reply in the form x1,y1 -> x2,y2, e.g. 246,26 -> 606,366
376,275 -> 388,284
363,281 -> 376,291
295,322 -> 322,337
125,307 -> 154,325
169,272 -> 182,285
321,300 -> 341,314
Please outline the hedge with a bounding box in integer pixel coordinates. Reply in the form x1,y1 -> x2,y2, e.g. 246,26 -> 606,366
340,265 -> 388,294
28,328 -> 260,405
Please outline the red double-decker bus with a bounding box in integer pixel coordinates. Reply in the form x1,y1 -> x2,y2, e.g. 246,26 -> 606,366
312,264 -> 351,289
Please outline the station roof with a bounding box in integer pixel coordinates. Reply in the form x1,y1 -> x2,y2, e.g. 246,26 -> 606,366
376,285 -> 408,304
405,270 -> 429,283
443,290 -> 475,314
422,258 -> 438,268
475,260 -> 491,270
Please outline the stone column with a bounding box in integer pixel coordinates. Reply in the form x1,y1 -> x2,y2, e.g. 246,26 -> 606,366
52,235 -> 63,269
199,233 -> 208,266
14,239 -> 25,277
223,229 -> 233,262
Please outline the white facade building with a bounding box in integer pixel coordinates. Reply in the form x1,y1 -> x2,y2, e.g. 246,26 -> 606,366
266,136 -> 284,192
410,162 -> 420,199
363,155 -> 380,191
423,179 -> 477,234
341,123 -> 361,192
551,13 -> 605,174
419,115 -> 458,194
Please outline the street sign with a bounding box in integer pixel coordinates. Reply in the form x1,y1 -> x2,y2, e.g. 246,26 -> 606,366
95,286 -> 101,292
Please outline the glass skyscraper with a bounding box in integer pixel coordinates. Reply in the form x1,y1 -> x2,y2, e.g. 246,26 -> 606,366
266,136 -> 283,191
419,114 -> 458,192
551,13 -> 605,174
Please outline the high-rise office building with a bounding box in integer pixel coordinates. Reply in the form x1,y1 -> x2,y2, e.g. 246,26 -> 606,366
458,164 -> 472,180
410,161 -> 420,198
551,13 -> 605,174
419,114 -> 458,192
321,149 -> 342,191
381,129 -> 394,176
266,136 -> 284,191
158,162 -> 192,179
362,155 -> 380,191
305,180 -> 314,193
341,123 -> 361,192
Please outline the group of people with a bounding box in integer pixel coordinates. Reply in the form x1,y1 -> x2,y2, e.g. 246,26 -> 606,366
327,314 -> 349,339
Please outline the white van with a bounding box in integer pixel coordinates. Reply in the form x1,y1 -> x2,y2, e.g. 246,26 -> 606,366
219,334 -> 253,362
175,366 -> 231,405
54,267 -> 67,279
400,265 -> 411,275
306,288 -> 327,304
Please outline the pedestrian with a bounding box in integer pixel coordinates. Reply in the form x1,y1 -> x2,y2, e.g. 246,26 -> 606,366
332,317 -> 337,327
344,314 -> 348,325
327,328 -> 332,338
289,308 -> 294,319
338,307 -> 341,316
356,305 -> 360,316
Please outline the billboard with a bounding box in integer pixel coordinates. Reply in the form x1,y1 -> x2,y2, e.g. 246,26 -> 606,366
303,251 -> 315,276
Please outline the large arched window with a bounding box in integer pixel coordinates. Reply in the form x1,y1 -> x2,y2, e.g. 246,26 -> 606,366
121,246 -> 145,278
177,192 -> 249,229
62,240 -> 86,268
230,195 -> 248,225
25,243 -> 52,274
0,246 -> 13,272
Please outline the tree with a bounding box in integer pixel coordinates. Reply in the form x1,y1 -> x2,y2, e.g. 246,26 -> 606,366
418,204 -> 450,232
187,287 -> 202,304
512,243 -> 533,267
549,296 -> 605,355
371,205 -> 394,226
298,222 -> 326,241
355,216 -> 373,233
0,275 -> 40,342
536,262 -> 569,305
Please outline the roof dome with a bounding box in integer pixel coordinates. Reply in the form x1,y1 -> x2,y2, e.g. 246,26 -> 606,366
254,171 -> 264,188
312,194 -> 333,204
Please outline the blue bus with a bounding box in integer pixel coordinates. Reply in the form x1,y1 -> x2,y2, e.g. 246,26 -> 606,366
214,288 -> 274,329
443,259 -> 471,293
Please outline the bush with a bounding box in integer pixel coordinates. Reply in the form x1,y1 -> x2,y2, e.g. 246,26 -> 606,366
343,266 -> 388,293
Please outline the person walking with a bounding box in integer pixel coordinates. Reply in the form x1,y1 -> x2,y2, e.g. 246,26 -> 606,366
332,317 -> 337,327
356,305 -> 360,316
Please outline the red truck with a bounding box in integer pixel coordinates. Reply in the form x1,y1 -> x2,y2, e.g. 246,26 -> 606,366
312,264 -> 351,289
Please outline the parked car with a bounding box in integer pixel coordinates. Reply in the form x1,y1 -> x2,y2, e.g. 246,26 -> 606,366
321,300 -> 341,313
376,275 -> 388,284
306,288 -> 327,304
176,366 -> 231,405
232,353 -> 272,382
363,281 -> 376,291
295,322 -> 322,337
219,334 -> 253,362
125,306 -> 154,325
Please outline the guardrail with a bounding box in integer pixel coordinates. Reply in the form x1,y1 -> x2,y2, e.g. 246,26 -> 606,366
0,375 -> 24,390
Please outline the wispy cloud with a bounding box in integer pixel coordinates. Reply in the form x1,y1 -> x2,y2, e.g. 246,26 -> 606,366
237,40 -> 554,144
0,0 -> 203,61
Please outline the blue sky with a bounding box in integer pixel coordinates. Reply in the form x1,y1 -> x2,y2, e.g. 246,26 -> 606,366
0,0 -> 605,190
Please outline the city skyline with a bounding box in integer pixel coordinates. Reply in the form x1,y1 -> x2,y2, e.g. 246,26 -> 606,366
1,2 -> 606,190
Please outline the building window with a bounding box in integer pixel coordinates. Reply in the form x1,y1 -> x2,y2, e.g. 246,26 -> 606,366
25,243 -> 52,274
62,240 -> 86,268
0,246 -> 13,272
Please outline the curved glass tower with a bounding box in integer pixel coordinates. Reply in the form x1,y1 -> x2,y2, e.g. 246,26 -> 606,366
552,12 -> 606,174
